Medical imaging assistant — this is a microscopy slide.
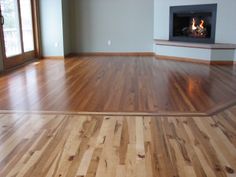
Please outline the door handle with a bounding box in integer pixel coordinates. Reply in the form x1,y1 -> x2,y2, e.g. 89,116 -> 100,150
0,15 -> 4,25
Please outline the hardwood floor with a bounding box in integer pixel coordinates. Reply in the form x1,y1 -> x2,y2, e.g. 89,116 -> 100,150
0,105 -> 235,177
1,56 -> 235,177
0,56 -> 236,113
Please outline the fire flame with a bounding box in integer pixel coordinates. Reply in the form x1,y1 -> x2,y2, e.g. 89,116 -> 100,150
200,20 -> 204,29
192,18 -> 197,30
192,18 -> 205,30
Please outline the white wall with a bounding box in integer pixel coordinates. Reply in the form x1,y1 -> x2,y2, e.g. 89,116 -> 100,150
154,0 -> 236,44
40,0 -> 64,57
211,49 -> 235,61
155,45 -> 211,60
70,0 -> 154,53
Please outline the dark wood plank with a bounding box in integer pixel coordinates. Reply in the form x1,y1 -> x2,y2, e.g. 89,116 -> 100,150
0,56 -> 235,113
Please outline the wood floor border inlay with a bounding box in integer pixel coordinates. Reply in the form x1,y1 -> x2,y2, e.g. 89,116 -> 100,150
1,99 -> 236,117
0,110 -> 208,117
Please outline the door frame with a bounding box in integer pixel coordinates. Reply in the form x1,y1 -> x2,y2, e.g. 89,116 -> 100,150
0,0 -> 41,70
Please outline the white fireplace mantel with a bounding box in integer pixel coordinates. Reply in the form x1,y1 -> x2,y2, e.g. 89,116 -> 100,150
154,39 -> 236,63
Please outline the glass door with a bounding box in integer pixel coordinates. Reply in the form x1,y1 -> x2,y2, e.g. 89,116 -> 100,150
0,0 -> 36,69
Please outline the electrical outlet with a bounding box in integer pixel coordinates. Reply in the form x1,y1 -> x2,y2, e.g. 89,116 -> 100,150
107,40 -> 112,46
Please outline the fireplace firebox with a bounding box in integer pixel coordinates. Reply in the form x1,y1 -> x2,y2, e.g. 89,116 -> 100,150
169,4 -> 217,44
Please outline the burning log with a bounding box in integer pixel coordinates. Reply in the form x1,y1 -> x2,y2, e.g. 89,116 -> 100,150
182,18 -> 207,38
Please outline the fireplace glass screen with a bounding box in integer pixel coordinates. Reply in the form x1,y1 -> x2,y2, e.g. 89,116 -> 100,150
173,12 -> 212,39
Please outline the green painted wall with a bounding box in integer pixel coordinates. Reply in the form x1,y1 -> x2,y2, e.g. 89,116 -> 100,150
39,0 -> 64,57
62,0 -> 72,55
70,0 -> 154,53
234,50 -> 236,61
39,0 -> 154,55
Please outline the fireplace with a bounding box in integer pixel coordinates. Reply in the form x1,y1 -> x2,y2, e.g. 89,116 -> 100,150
169,4 -> 217,44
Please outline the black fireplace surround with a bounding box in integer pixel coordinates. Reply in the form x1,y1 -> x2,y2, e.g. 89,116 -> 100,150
169,4 -> 217,44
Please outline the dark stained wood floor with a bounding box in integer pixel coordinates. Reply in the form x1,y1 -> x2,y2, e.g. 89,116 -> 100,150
0,56 -> 236,113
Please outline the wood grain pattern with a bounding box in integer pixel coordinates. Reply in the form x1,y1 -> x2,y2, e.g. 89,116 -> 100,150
0,106 -> 236,177
0,56 -> 236,113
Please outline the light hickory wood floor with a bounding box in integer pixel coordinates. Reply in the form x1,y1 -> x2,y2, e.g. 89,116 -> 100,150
0,106 -> 236,177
